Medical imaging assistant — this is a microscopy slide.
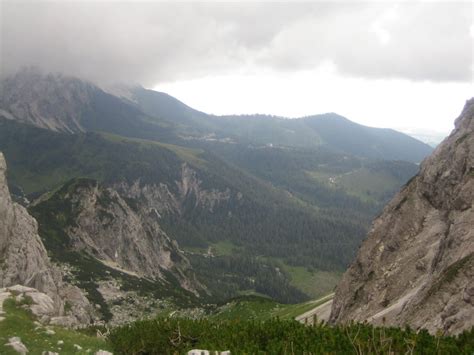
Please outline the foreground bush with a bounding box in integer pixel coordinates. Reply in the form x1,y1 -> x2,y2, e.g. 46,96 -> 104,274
109,318 -> 474,354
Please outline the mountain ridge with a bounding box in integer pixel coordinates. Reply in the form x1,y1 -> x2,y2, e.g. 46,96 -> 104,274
329,98 -> 474,334
0,69 -> 437,320
0,69 -> 433,163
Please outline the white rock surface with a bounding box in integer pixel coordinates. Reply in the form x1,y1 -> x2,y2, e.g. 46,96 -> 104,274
5,336 -> 28,354
0,286 -> 57,321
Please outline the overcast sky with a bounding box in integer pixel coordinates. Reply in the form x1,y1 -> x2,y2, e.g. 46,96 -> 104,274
1,1 -> 473,138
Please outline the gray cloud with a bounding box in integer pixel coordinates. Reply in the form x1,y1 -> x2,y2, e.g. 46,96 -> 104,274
1,1 -> 472,86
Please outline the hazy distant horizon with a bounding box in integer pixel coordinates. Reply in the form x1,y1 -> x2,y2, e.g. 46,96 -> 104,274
153,71 -> 471,138
151,79 -> 453,145
2,1 -> 473,137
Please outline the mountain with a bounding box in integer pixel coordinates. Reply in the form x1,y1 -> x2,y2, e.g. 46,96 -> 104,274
0,118 -> 356,303
0,69 -> 431,308
1,70 -> 433,164
30,176 -> 204,323
130,86 -> 432,163
130,86 -> 211,130
0,69 -> 176,141
329,99 -> 474,334
302,114 -> 433,162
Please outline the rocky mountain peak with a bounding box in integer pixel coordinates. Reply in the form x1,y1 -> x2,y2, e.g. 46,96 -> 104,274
0,68 -> 97,133
329,99 -> 474,334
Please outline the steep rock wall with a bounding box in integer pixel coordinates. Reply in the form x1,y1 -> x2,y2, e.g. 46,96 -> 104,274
329,99 -> 474,334
52,178 -> 202,295
0,152 -> 94,325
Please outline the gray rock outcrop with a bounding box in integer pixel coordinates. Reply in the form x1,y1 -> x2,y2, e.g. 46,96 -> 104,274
113,163 -> 233,216
5,336 -> 28,354
329,99 -> 474,334
69,181 -> 177,278
0,68 -> 94,133
0,152 -> 61,303
0,152 -> 94,325
61,178 -> 201,294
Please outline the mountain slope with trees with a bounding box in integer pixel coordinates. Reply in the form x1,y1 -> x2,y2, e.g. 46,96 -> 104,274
0,69 -> 431,308
130,86 -> 433,163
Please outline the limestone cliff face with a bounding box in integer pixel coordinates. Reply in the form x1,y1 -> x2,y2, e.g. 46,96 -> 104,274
54,178 -> 202,294
23,161 -> 235,323
114,163 -> 232,216
0,69 -> 94,133
329,99 -> 474,334
0,152 -> 94,325
0,152 -> 61,298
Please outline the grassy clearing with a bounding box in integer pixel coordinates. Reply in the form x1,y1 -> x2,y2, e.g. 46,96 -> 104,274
182,240 -> 241,257
8,166 -> 96,196
211,293 -> 334,321
260,256 -> 341,299
306,167 -> 399,203
100,132 -> 206,167
283,264 -> 341,299
0,298 -> 111,354
209,240 -> 241,256
337,168 -> 398,202
211,296 -> 278,321
271,294 -> 334,319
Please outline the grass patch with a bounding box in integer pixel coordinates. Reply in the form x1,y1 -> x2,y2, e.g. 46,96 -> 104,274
209,240 -> 241,256
100,132 -> 206,167
271,294 -> 334,320
211,296 -> 278,321
307,168 -> 398,203
337,168 -> 398,202
182,240 -> 240,257
211,294 -> 333,321
283,264 -> 341,299
0,298 -> 110,354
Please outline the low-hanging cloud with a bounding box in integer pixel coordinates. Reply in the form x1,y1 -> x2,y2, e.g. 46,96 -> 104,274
1,1 -> 472,86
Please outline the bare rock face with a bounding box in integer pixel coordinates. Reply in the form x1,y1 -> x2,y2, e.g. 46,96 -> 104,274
0,152 -> 61,302
114,163 -> 233,216
0,68 -> 94,133
2,285 -> 56,320
54,178 -> 202,295
0,152 -> 94,325
330,99 -> 474,334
